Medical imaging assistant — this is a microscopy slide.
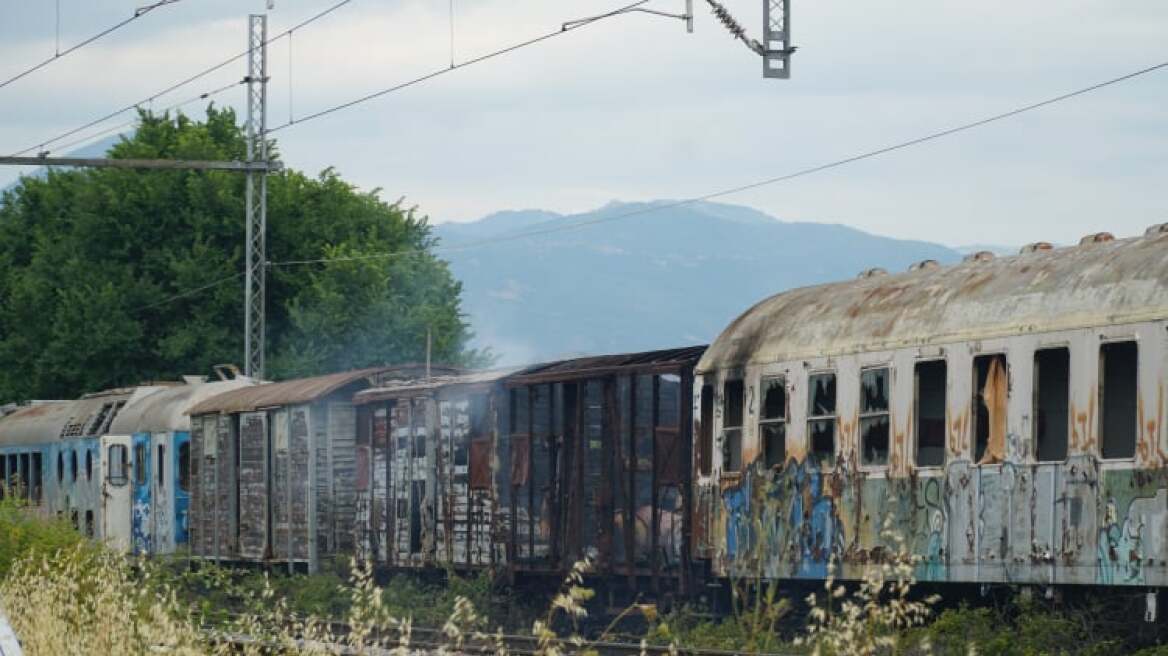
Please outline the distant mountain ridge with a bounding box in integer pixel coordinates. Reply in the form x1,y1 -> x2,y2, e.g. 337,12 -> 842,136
435,201 -> 963,365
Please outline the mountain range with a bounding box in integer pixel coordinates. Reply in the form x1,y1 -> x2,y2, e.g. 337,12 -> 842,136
434,201 -> 964,365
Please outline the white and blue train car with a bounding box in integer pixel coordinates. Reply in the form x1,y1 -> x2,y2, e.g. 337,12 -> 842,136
0,388 -> 135,537
103,376 -> 256,555
0,375 -> 255,555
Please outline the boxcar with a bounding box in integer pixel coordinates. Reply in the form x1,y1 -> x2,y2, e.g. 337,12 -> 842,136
694,227 -> 1168,589
352,369 -> 516,570
186,365 -> 455,572
501,347 -> 706,595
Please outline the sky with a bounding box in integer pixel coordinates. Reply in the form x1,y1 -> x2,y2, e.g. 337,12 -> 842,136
0,0 -> 1165,247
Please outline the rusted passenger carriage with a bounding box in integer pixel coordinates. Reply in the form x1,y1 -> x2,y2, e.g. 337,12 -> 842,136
502,347 -> 706,594
351,370 -> 513,570
694,226 -> 1168,594
187,366 -> 445,572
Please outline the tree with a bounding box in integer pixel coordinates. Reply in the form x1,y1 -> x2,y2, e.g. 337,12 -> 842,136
0,107 -> 486,402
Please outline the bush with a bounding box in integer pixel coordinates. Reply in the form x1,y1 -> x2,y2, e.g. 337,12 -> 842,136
0,496 -> 85,579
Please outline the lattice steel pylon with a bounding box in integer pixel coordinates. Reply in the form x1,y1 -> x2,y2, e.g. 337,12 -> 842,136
763,0 -> 791,78
244,14 -> 269,379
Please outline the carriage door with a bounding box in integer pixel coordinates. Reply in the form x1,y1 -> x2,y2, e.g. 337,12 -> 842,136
100,435 -> 132,550
131,433 -> 153,554
151,433 -> 174,554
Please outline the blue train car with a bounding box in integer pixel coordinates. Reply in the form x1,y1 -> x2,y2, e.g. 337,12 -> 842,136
0,389 -> 134,537
0,375 -> 256,555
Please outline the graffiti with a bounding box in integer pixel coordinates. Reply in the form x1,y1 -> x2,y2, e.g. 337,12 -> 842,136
1097,495 -> 1146,585
720,458 -> 845,579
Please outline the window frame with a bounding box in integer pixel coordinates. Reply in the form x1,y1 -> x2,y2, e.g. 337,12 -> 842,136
758,375 -> 788,469
1032,345 -> 1071,463
720,379 -> 745,475
133,442 -> 147,486
806,370 -> 838,469
858,365 -> 892,469
108,444 -> 129,487
972,352 -> 1009,466
1098,338 -> 1139,462
913,358 -> 948,469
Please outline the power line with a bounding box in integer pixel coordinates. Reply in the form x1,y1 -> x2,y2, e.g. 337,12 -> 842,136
0,0 -> 184,92
268,0 -> 652,132
267,57 -> 1168,268
44,81 -> 243,156
8,0 -> 356,158
129,272 -> 244,315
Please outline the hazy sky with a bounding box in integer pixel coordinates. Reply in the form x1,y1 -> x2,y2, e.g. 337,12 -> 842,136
0,0 -> 1165,247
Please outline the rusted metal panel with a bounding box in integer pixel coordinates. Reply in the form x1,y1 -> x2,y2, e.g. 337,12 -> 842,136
328,402 -> 358,554
237,411 -> 268,560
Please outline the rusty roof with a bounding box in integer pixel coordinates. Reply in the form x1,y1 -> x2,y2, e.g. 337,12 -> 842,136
699,230 -> 1168,372
187,366 -> 448,415
354,368 -> 521,404
507,345 -> 707,384
0,388 -> 136,446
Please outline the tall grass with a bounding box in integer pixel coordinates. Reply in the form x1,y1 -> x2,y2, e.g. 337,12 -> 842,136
1,499 -> 945,655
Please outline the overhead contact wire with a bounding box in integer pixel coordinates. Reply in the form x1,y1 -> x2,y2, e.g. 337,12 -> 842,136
0,0 -> 184,92
268,0 -> 649,131
10,0 -> 356,157
268,58 -> 1168,268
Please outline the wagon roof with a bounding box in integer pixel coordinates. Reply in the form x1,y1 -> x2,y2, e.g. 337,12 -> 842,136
506,345 -> 707,385
0,388 -> 136,446
108,378 -> 258,434
698,228 -> 1168,372
187,364 -> 456,415
354,368 -> 521,404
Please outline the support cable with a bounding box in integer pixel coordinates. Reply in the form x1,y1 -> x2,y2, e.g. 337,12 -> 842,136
267,58 -> 1168,268
8,0 -> 355,157
269,0 -> 653,131
0,0 -> 184,92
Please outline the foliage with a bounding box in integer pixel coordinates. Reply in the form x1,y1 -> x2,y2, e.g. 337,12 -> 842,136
0,107 -> 487,402
1,544 -> 208,655
797,523 -> 938,655
0,495 -> 86,579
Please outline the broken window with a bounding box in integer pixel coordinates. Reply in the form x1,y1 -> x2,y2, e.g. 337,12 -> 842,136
721,380 -> 744,473
860,368 -> 891,466
134,443 -> 147,486
699,385 -> 713,476
178,442 -> 191,493
759,376 -> 787,468
973,354 -> 1008,465
57,452 -> 65,483
86,450 -> 93,481
915,360 -> 947,467
70,450 -> 78,482
1100,341 -> 1138,459
85,510 -> 95,537
108,445 -> 128,486
1034,348 -> 1070,462
807,373 -> 837,467
157,444 -> 166,486
468,394 -> 491,488
30,453 -> 42,503
19,453 -> 29,499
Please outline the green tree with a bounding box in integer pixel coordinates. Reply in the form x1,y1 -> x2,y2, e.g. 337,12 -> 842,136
0,107 -> 486,402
